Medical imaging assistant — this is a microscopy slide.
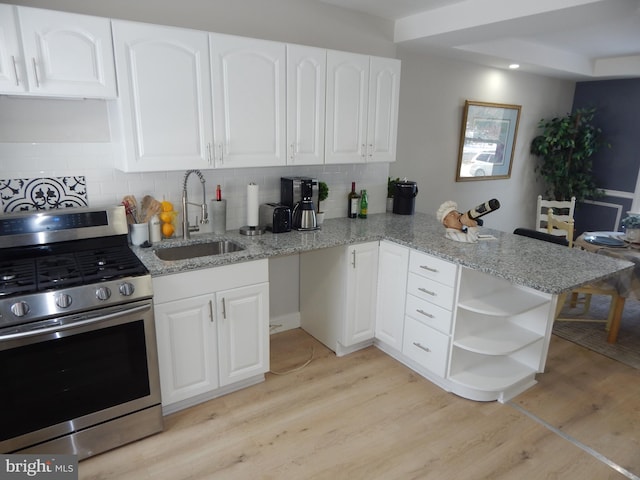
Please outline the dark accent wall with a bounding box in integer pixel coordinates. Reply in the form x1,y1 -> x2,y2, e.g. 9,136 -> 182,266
572,78 -> 640,234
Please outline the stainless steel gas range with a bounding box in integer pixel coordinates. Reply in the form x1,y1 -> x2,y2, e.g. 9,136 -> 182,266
0,206 -> 163,460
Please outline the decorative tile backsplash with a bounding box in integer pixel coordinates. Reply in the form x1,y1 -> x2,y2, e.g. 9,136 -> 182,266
1,176 -> 88,212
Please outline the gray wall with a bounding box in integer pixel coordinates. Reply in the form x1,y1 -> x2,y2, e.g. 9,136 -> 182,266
393,47 -> 576,233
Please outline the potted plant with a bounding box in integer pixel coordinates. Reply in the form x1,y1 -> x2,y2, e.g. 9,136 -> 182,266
621,214 -> 640,242
387,177 -> 399,212
530,107 -> 607,202
316,181 -> 329,225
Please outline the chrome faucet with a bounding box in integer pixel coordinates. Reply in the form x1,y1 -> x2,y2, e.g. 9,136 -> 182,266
181,169 -> 209,239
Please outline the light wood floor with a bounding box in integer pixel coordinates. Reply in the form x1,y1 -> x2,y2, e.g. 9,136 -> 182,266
80,329 -> 640,479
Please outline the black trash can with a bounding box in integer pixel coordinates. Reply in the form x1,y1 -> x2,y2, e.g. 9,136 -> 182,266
393,181 -> 418,215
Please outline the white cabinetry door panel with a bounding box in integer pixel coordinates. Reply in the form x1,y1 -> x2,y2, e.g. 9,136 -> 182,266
154,294 -> 219,406
325,50 -> 369,164
16,6 -> 116,98
286,44 -> 326,165
211,34 -> 286,168
217,283 -> 269,386
405,293 -> 453,335
367,56 -> 400,163
111,20 -> 213,172
403,316 -> 450,378
344,242 -> 379,346
407,273 -> 455,311
0,5 -> 24,93
375,241 -> 408,350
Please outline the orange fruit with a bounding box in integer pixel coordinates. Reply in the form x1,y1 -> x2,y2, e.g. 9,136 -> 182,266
159,212 -> 173,223
162,223 -> 175,238
161,201 -> 174,212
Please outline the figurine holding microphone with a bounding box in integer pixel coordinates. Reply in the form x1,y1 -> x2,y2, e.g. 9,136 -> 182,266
436,199 -> 500,243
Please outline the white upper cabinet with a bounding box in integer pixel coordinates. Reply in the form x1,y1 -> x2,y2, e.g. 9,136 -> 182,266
367,56 -> 401,163
325,51 -> 400,164
325,50 -> 369,164
0,5 -> 116,98
286,44 -> 326,165
111,20 -> 214,172
210,34 -> 286,168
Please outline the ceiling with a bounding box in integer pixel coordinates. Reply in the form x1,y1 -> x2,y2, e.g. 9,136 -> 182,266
316,0 -> 640,80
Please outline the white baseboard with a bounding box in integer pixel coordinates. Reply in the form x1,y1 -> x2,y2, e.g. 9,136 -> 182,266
269,312 -> 301,334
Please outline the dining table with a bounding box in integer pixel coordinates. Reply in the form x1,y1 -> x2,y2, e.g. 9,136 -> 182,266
574,231 -> 640,342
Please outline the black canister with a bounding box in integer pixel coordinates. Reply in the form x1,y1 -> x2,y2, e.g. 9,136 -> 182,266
392,181 -> 419,215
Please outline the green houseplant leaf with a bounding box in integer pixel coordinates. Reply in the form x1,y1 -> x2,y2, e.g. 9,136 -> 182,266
530,107 -> 607,202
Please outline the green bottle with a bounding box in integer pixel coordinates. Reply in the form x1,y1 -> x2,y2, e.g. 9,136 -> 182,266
358,189 -> 368,218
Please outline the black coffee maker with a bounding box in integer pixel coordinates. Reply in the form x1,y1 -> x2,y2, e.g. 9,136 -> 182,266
393,180 -> 419,215
290,179 -> 317,230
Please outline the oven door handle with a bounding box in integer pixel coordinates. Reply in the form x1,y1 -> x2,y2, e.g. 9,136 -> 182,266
0,303 -> 152,341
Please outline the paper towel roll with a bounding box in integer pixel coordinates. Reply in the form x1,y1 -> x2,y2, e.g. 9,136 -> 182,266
247,183 -> 259,227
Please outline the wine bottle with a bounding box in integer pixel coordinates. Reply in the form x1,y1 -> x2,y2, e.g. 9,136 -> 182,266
358,190 -> 368,219
348,182 -> 360,218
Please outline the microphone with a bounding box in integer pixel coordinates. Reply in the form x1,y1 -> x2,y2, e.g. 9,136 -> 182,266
465,199 -> 500,226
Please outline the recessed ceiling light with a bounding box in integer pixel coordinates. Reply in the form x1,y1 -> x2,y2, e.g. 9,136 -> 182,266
509,64 -> 520,69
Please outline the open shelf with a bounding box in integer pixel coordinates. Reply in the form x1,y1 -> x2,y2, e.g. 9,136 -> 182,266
458,287 -> 550,316
449,355 -> 537,392
453,323 -> 543,355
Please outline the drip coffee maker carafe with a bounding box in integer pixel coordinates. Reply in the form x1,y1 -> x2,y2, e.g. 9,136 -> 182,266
292,179 -> 317,230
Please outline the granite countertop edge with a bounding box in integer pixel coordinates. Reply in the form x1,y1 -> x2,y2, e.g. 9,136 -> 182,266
132,212 -> 634,295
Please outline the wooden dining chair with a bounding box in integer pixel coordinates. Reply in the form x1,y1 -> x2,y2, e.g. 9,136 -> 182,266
537,195 -> 576,239
546,210 -> 623,342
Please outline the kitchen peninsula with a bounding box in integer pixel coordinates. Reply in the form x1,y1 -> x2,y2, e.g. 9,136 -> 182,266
133,213 -> 633,406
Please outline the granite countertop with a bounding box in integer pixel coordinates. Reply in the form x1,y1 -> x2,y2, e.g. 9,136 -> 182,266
132,212 -> 634,295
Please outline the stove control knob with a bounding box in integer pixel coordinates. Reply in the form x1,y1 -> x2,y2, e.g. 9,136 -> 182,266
11,301 -> 30,317
119,282 -> 135,297
56,293 -> 72,309
96,286 -> 112,301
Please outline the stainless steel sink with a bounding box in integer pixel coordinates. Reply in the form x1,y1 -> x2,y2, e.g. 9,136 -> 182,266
154,240 -> 245,261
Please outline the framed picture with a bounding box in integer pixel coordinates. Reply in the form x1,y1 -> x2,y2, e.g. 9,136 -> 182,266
456,100 -> 522,181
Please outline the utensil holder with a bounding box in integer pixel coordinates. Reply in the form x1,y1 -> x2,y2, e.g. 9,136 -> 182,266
211,200 -> 227,234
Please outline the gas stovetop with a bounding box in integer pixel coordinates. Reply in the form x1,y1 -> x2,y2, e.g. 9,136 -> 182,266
0,206 -> 152,330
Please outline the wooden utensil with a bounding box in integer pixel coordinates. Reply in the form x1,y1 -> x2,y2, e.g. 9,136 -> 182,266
143,198 -> 163,223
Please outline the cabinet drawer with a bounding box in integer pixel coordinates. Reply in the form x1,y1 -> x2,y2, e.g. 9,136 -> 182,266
405,293 -> 453,334
403,316 -> 449,377
407,272 -> 454,310
409,250 -> 457,286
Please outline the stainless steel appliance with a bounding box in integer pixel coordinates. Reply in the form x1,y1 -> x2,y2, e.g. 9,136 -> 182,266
0,206 -> 163,460
259,203 -> 291,233
280,176 -> 319,211
292,179 -> 318,230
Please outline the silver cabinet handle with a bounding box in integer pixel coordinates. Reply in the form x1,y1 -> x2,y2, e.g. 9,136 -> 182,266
222,297 -> 227,319
31,57 -> 40,88
208,299 -> 214,323
11,56 -> 19,86
361,144 -> 366,157
368,143 -> 373,157
217,143 -> 224,164
413,342 -> 431,353
352,249 -> 356,268
420,265 -> 438,272
416,309 -> 434,318
418,287 -> 436,296
289,143 -> 295,162
206,143 -> 212,165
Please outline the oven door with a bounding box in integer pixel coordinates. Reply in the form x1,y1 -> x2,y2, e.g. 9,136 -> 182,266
0,299 -> 162,454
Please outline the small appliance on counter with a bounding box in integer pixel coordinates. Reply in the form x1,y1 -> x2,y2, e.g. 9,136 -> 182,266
281,176 -> 319,230
280,176 -> 319,210
259,203 -> 291,233
393,180 -> 419,215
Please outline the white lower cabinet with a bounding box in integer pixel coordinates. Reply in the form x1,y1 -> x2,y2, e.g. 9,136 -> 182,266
375,243 -> 555,403
375,241 -> 408,351
153,260 -> 269,414
300,242 -> 378,356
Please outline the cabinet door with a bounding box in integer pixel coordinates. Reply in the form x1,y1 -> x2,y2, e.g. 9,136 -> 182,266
211,34 -> 286,168
0,5 -> 25,94
344,242 -> 378,346
367,57 -> 401,163
154,294 -> 219,406
112,20 -> 213,172
16,6 -> 116,98
325,50 -> 369,164
375,241 -> 408,350
217,283 -> 269,386
286,44 -> 326,165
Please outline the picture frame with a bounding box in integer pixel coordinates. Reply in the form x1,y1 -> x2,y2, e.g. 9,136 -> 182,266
456,100 -> 521,181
